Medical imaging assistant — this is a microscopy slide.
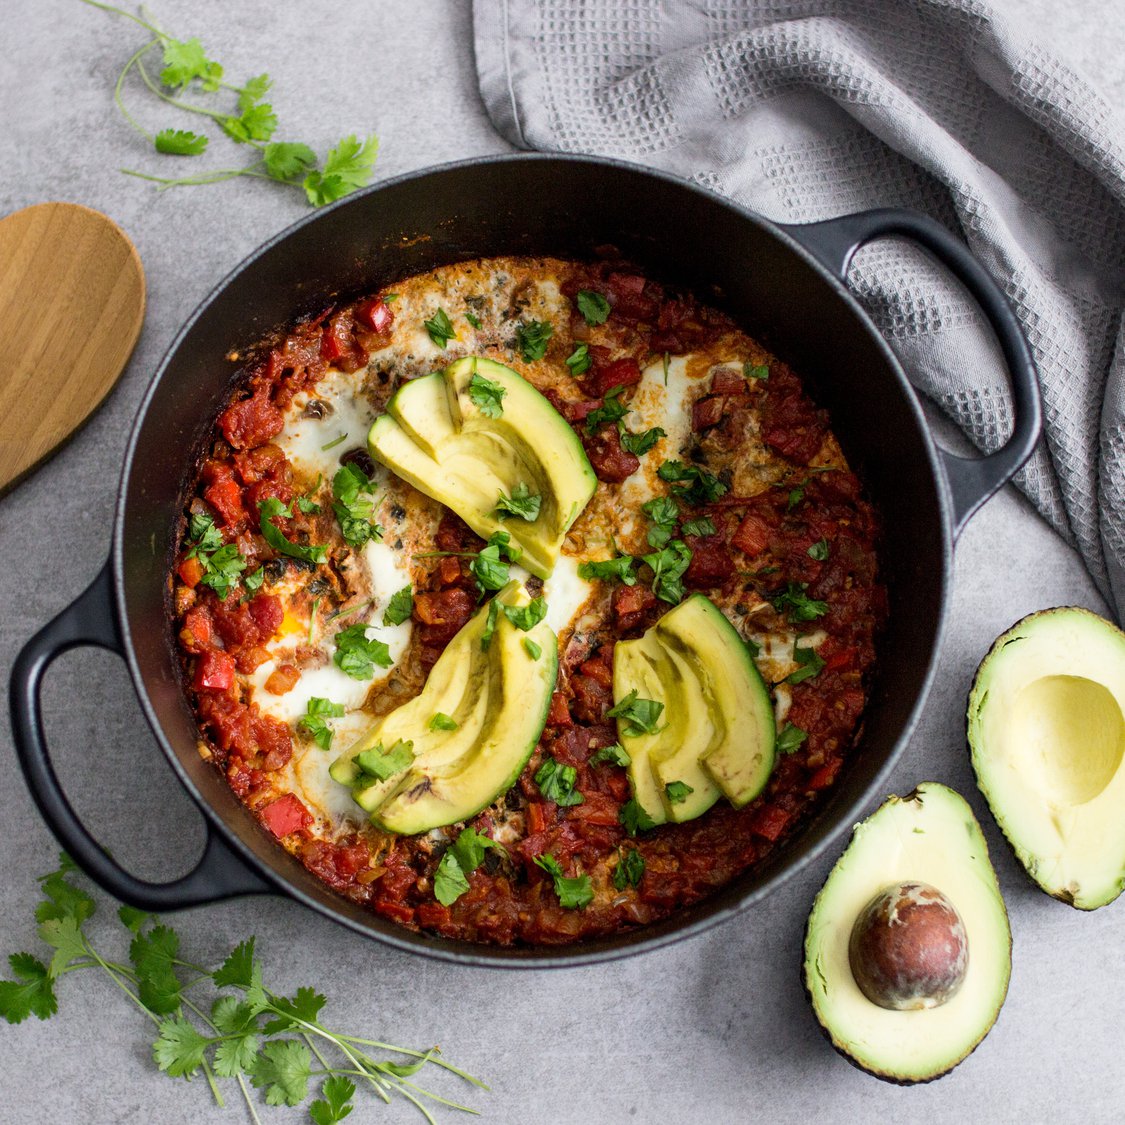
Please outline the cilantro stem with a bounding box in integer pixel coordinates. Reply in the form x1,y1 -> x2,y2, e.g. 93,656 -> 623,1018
113,38 -> 159,141
120,166 -> 272,189
201,1055 -> 225,1109
79,0 -> 164,38
339,1037 -> 488,1085
134,55 -> 233,124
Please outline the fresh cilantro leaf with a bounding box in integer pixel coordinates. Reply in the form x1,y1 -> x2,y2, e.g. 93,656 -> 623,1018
222,102 -> 278,144
152,1016 -> 209,1078
468,373 -> 506,418
613,848 -> 645,890
465,311 -> 482,330
259,498 -> 327,565
534,756 -> 584,807
383,585 -> 413,626
516,319 -> 553,361
665,780 -> 694,805
35,863 -> 95,926
584,385 -> 629,433
590,743 -> 630,767
250,1039 -> 312,1107
243,566 -> 265,595
433,851 -> 470,906
117,905 -> 150,934
682,517 -> 716,538
533,855 -> 594,909
296,476 -> 322,514
523,637 -> 542,660
429,712 -> 459,732
354,740 -> 414,781
333,623 -> 393,680
188,511 -> 223,554
238,73 -> 272,108
808,538 -> 830,561
129,924 -> 182,1014
212,938 -> 258,990
480,597 -> 502,652
449,826 -> 504,874
332,463 -> 381,548
495,482 -> 542,522
213,1031 -> 260,1079
501,596 -> 547,632
776,724 -> 807,754
620,426 -> 665,456
310,1075 -> 357,1125
657,460 -> 728,505
468,532 -> 518,592
771,582 -> 828,623
198,543 -> 248,600
264,141 -> 317,182
0,953 -> 57,1024
298,697 -> 345,751
607,689 -> 665,736
787,644 -> 826,685
578,555 -> 637,585
159,37 -> 222,91
787,482 -> 806,510
321,432 -> 347,451
211,995 -> 260,1035
620,798 -> 657,836
575,289 -> 610,326
641,539 -> 692,605
423,308 -> 456,348
38,917 -> 88,979
154,128 -> 208,156
743,635 -> 761,658
641,495 -> 679,548
303,134 -> 378,207
565,343 -> 591,376
743,362 -> 769,381
265,986 -> 327,1033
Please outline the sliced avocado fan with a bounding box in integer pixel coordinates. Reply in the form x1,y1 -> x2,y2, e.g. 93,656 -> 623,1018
329,580 -> 558,834
803,783 -> 1011,1084
612,593 -> 775,825
967,606 -> 1125,910
368,356 -> 597,579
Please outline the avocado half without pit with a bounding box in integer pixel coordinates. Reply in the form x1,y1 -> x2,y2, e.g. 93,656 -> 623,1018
803,783 -> 1011,1084
967,606 -> 1125,909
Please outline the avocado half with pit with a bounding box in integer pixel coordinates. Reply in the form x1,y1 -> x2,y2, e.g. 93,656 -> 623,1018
967,606 -> 1125,909
612,593 -> 775,825
368,356 -> 597,578
329,581 -> 557,833
803,783 -> 1011,1084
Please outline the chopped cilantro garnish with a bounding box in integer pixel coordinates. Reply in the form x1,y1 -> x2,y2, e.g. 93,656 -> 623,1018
807,538 -> 830,561
575,289 -> 610,326
620,798 -> 657,836
771,582 -> 828,623
664,781 -> 694,805
515,319 -> 553,362
258,498 -> 327,565
619,426 -> 665,456
682,516 -> 716,538
613,848 -> 645,890
533,854 -> 593,909
590,743 -> 630,767
468,373 -> 506,418
333,623 -> 393,680
578,555 -> 637,585
449,826 -> 505,874
428,712 -> 459,732
469,532 -> 520,592
500,596 -> 547,633
353,739 -> 414,781
565,343 -> 591,376
787,644 -> 826,685
433,851 -> 470,906
743,362 -> 769,380
641,539 -> 692,605
776,724 -> 807,754
184,513 -> 248,600
423,308 -> 456,348
297,697 -> 345,751
523,637 -> 542,660
657,460 -> 728,505
641,495 -> 679,549
607,689 -> 665,736
480,598 -> 502,652
465,311 -> 482,329
584,385 -> 629,433
495,482 -> 542,522
534,756 -> 584,807
382,585 -> 413,627
242,566 -> 265,595
331,463 -> 382,548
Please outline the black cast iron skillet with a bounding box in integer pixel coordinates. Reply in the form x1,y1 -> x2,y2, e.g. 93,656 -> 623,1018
10,155 -> 1041,967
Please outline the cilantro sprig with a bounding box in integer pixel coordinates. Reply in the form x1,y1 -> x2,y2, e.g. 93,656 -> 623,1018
331,463 -> 382,548
0,853 -> 485,1120
433,828 -> 505,906
80,1 -> 379,206
185,512 -> 246,600
533,855 -> 594,909
606,690 -> 665,737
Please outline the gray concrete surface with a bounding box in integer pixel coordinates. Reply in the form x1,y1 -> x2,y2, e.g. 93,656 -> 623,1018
0,1 -> 1121,1122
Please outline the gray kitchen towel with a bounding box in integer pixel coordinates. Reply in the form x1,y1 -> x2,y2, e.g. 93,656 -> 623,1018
473,0 -> 1125,619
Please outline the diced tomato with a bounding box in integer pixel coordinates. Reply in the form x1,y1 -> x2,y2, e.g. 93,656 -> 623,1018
203,478 -> 246,527
177,556 -> 205,588
605,273 -> 658,321
355,297 -> 395,334
180,606 -> 213,653
578,651 -> 613,690
711,368 -> 747,395
414,588 -> 476,628
527,801 -> 550,834
248,594 -> 284,638
252,711 -> 293,771
692,396 -> 725,432
749,803 -> 793,842
219,386 -> 285,450
547,692 -> 573,729
373,901 -> 415,925
588,356 -> 642,397
808,759 -> 842,791
732,513 -> 771,557
613,583 -> 658,632
232,443 -> 287,485
438,556 -> 462,586
259,793 -> 313,838
194,650 -> 235,692
584,429 -> 639,483
264,664 -> 300,695
823,646 -> 857,673
685,536 -> 734,588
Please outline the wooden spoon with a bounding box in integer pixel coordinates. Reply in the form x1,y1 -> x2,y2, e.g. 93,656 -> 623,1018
0,202 -> 145,496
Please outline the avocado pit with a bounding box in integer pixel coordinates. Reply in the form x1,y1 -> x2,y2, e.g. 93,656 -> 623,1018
848,881 -> 968,1011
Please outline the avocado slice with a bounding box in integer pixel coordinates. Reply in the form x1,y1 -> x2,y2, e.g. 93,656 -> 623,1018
612,594 -> 776,825
803,783 -> 1011,1084
368,356 -> 597,578
330,581 -> 558,834
967,606 -> 1125,909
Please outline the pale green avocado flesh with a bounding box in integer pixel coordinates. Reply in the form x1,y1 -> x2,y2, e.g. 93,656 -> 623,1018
368,356 -> 596,579
803,783 -> 1011,1084
967,606 -> 1125,910
329,581 -> 558,834
612,594 -> 776,825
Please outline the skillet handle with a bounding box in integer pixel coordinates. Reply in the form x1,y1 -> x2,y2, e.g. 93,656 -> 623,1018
779,208 -> 1042,536
9,562 -> 271,911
